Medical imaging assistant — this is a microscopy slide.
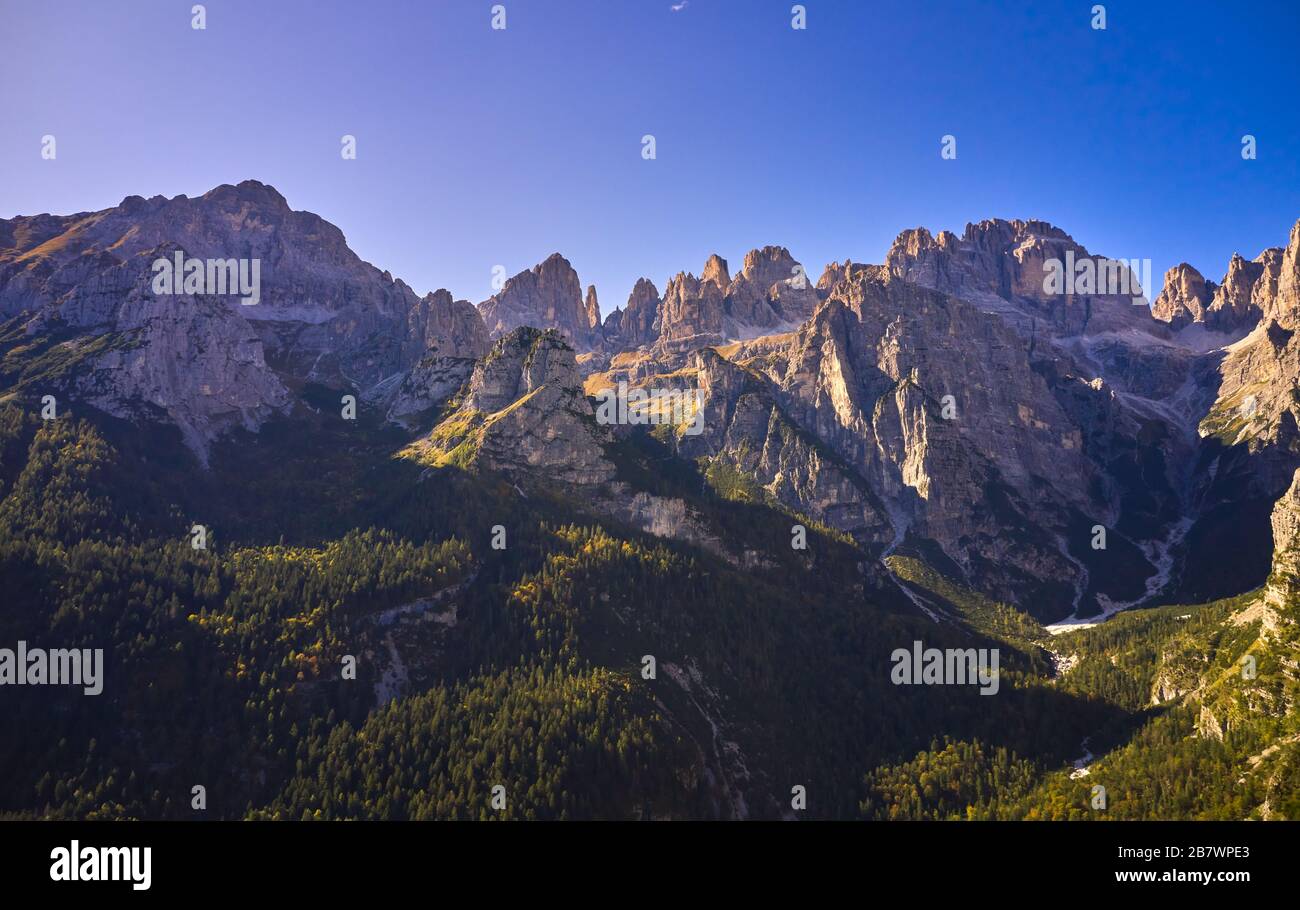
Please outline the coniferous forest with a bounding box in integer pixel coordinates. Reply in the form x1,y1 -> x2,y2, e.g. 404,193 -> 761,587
2,399 -> 1295,821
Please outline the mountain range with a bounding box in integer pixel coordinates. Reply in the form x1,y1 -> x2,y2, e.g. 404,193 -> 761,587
2,181 -> 1298,820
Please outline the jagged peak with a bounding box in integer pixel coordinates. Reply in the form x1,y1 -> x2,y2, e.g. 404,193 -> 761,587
739,245 -> 798,277
630,276 -> 659,296
1166,261 -> 1205,280
539,251 -> 575,272
584,284 -> 600,328
702,253 -> 730,289
199,179 -> 289,209
961,217 -> 1072,244
422,288 -> 457,306
741,244 -> 795,263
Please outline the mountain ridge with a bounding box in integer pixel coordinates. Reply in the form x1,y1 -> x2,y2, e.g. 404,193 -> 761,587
5,180 -> 1300,623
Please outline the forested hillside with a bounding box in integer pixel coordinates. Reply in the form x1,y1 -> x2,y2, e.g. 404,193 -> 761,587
3,395 -> 1293,820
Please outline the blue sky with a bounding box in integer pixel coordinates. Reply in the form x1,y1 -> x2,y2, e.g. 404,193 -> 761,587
3,0 -> 1298,314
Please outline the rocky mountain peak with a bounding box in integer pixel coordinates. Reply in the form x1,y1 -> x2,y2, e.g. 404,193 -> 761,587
584,284 -> 601,331
651,245 -> 821,350
739,245 -> 799,292
0,180 -> 501,458
886,217 -> 1157,338
466,327 -> 579,413
702,253 -> 731,290
477,253 -> 593,350
658,270 -> 725,348
628,276 -> 660,309
605,277 -> 660,349
411,289 -> 490,359
200,179 -> 290,210
411,327 -> 614,488
1152,263 -> 1216,329
816,260 -> 863,295
1275,218 -> 1300,328
1205,253 -> 1266,331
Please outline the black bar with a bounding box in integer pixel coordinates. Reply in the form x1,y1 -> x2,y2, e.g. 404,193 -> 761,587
0,820 -> 1282,896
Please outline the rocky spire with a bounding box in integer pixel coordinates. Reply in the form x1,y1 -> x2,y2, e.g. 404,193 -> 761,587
477,253 -> 593,350
616,277 -> 661,348
1206,253 -> 1264,331
584,284 -> 601,332
1275,219 -> 1300,328
701,254 -> 730,291
412,289 -> 490,359
1152,263 -> 1215,329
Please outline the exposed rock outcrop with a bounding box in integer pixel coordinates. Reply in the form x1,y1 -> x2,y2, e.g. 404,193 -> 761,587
651,247 -> 819,352
658,269 -> 728,349
584,285 -> 601,338
409,289 -> 490,360
663,265 -> 1147,617
1206,254 -> 1265,331
386,354 -> 477,428
676,347 -> 894,546
1152,263 -> 1216,329
409,328 -> 615,488
477,254 -> 595,351
11,180 -> 1300,626
1276,220 -> 1300,327
602,278 -> 660,350
888,219 -> 1161,337
0,181 -> 490,457
1266,468 -> 1300,608
1196,223 -> 1300,454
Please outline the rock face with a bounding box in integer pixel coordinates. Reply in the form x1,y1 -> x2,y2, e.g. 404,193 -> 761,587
0,181 -> 491,457
817,260 -> 857,295
477,254 -> 596,351
12,178 -> 1300,626
1207,254 -> 1266,331
603,278 -> 660,350
1151,226 -> 1299,335
650,247 -> 820,352
412,328 -> 615,487
584,285 -> 601,340
701,253 -> 730,290
1267,468 -> 1300,604
1152,263 -> 1216,329
676,347 -> 894,547
409,289 -> 489,361
731,245 -> 819,327
386,354 -> 477,428
886,219 -> 1158,338
680,266 -> 1123,616
1195,221 -> 1300,454
639,214 -> 1300,620
1253,247 -> 1287,322
658,269 -> 729,349
50,260 -> 293,456
1277,220 -> 1300,326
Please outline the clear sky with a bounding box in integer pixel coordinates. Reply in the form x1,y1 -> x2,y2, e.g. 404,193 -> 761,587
3,0 -> 1298,314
